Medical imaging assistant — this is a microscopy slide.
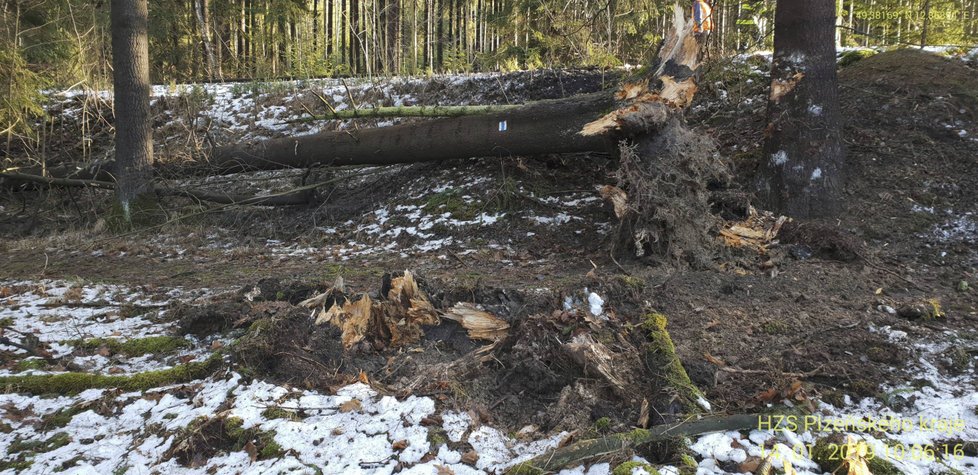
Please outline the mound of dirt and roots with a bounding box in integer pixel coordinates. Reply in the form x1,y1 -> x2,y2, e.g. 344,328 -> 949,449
1,49 -> 977,472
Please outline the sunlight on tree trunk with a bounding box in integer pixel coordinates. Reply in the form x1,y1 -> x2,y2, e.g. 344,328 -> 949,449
758,0 -> 845,219
110,0 -> 159,230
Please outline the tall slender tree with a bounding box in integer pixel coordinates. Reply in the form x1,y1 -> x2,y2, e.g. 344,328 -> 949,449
111,0 -> 157,227
758,0 -> 845,218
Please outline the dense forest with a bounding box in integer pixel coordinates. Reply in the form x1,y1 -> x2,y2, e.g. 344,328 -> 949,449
4,0 -> 978,85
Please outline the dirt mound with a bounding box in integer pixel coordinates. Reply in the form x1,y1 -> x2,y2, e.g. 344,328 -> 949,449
838,49 -> 978,269
841,49 -> 978,118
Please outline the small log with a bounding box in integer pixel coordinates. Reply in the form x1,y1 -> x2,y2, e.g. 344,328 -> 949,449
506,414 -> 760,474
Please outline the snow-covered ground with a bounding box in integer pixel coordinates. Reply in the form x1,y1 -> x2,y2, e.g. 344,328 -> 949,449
2,280 -> 976,474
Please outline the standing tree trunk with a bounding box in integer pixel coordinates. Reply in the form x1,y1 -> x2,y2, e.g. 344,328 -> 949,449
758,0 -> 845,218
110,0 -> 158,227
193,0 -> 218,80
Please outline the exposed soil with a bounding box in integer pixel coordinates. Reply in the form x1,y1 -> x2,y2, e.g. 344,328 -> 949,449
2,50 -> 977,450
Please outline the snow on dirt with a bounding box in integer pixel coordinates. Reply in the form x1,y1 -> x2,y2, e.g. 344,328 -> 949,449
4,280 -> 975,473
0,282 -> 215,375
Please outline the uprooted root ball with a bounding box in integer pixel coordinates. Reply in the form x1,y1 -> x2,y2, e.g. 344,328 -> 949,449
615,119 -> 730,267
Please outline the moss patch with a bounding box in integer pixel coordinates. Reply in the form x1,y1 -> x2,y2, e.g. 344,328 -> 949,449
640,313 -> 705,414
424,190 -> 480,220
14,358 -> 49,372
612,461 -> 659,475
68,336 -> 190,357
168,415 -> 282,466
261,407 -> 300,421
5,431 -> 73,469
0,353 -> 221,395
838,48 -> 877,67
40,405 -> 87,429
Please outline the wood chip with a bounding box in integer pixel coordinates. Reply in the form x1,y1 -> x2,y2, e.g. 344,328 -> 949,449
441,303 -> 510,341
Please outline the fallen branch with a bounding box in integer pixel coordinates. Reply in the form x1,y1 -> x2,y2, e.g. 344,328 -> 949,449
506,414 -> 760,474
0,172 -> 115,189
285,104 -> 524,124
0,171 -> 317,206
162,187 -> 311,206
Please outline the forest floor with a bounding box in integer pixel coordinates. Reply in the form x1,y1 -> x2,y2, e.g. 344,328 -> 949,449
0,49 -> 977,475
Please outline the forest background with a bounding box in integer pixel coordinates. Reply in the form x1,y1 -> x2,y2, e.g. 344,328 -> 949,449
2,0 -> 977,149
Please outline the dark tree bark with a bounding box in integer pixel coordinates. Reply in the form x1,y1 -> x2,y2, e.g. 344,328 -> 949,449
111,0 -> 156,225
758,0 -> 845,218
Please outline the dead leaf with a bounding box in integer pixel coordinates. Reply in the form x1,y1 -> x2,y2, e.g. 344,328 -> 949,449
442,303 -> 510,341
244,440 -> 258,462
392,439 -> 409,451
638,398 -> 650,428
435,465 -> 455,475
358,370 -> 370,384
338,399 -> 362,413
461,450 -> 479,466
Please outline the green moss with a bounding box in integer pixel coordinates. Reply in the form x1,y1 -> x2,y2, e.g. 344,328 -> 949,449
262,407 -> 300,421
838,48 -> 877,67
427,429 -> 448,447
594,417 -> 612,432
0,422 -> 12,433
0,459 -> 33,471
0,353 -> 221,395
761,320 -> 789,335
618,275 -> 645,289
505,463 -> 545,475
220,416 -> 283,460
640,313 -> 705,413
41,405 -> 87,428
0,317 -> 13,327
9,432 -> 71,454
15,358 -> 49,371
259,439 -> 284,459
69,336 -> 190,356
424,190 -> 479,220
619,428 -> 652,444
612,461 -> 659,475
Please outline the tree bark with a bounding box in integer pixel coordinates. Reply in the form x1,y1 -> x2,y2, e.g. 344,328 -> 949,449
757,0 -> 845,218
193,0 -> 218,80
111,0 -> 157,224
209,93 -> 616,173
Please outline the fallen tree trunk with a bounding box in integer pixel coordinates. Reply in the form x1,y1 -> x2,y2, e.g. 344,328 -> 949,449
208,93 -> 618,174
284,104 -> 524,123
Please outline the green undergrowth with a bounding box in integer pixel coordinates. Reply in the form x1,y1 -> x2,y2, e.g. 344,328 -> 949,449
15,358 -> 49,372
67,336 -> 191,356
224,417 -> 284,459
0,353 -> 222,395
1,432 -> 72,471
